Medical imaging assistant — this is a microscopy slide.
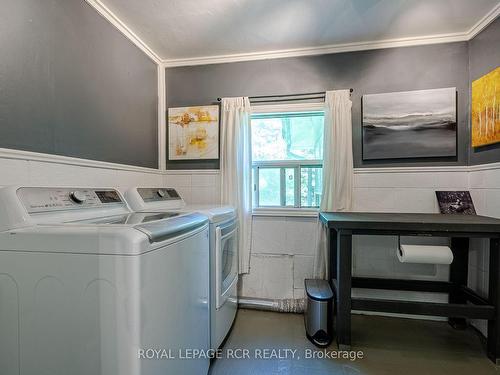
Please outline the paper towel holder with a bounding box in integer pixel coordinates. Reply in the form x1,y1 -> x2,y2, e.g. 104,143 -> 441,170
397,236 -> 454,265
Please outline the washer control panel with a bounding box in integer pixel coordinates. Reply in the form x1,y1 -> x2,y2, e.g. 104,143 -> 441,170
137,188 -> 181,202
69,191 -> 87,204
17,188 -> 124,213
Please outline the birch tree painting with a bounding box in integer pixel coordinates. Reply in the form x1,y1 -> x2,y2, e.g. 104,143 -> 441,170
472,67 -> 500,147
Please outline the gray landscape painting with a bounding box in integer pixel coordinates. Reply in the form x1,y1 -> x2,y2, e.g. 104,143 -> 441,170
362,88 -> 457,160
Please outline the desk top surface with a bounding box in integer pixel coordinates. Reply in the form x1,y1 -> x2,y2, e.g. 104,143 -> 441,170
319,212 -> 500,234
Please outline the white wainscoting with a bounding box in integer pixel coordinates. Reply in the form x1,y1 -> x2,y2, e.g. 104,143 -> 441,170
468,164 -> 500,335
164,170 -> 221,205
0,150 -> 223,198
0,149 -> 165,192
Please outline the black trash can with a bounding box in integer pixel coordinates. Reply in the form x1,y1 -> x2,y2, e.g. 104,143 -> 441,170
304,279 -> 334,347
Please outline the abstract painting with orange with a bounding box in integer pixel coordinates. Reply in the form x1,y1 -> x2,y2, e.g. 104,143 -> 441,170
168,105 -> 219,160
471,67 -> 500,147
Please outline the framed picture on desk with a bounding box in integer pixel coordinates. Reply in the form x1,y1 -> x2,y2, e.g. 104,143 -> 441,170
435,191 -> 476,215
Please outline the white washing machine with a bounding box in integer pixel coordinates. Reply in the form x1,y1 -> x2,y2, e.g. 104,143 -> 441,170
0,186 -> 210,375
125,187 -> 238,350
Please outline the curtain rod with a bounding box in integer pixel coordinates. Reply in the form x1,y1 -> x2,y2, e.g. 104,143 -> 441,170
216,88 -> 353,102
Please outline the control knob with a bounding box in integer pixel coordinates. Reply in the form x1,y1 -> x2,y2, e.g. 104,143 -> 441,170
69,191 -> 87,204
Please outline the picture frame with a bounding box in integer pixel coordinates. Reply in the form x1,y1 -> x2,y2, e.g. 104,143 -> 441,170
435,191 -> 476,215
362,88 -> 457,160
168,105 -> 220,160
471,66 -> 500,147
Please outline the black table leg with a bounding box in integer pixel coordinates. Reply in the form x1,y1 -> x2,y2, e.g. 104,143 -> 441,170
448,237 -> 469,329
328,229 -> 338,283
488,238 -> 500,364
336,231 -> 352,350
328,229 -> 338,339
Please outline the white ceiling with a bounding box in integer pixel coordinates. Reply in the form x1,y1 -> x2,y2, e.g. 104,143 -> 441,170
99,0 -> 500,62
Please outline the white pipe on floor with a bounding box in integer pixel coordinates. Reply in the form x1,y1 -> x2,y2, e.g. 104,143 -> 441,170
239,297 -> 305,313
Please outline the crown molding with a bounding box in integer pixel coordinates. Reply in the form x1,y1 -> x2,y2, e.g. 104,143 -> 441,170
85,0 -> 161,64
162,3 -> 500,68
162,32 -> 469,67
86,0 -> 498,69
466,2 -> 500,39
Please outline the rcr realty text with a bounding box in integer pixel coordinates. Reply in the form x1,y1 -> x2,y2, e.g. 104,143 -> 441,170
138,348 -> 364,361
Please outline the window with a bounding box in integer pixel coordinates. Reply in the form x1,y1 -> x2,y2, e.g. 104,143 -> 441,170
251,107 -> 324,209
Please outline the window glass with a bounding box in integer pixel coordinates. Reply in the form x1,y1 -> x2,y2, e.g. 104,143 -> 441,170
251,110 -> 324,209
258,168 -> 281,206
300,166 -> 323,207
251,112 -> 324,161
285,168 -> 295,207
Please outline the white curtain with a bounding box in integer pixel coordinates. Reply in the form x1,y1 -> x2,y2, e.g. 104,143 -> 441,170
220,97 -> 253,274
313,90 -> 353,279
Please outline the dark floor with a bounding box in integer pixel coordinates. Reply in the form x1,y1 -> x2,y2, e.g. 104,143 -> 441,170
209,309 -> 500,375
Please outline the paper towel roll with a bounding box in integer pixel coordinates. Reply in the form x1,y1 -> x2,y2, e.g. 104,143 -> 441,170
398,244 -> 454,265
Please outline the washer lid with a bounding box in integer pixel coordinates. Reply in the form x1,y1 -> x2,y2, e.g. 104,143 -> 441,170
138,206 -> 236,223
72,212 -> 181,225
135,213 -> 208,243
66,211 -> 208,242
0,212 -> 208,255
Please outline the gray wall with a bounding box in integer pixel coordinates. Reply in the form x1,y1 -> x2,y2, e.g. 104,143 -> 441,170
0,0 -> 158,168
166,42 -> 469,169
468,17 -> 500,165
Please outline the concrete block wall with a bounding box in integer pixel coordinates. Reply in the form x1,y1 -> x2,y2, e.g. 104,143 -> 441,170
242,216 -> 317,300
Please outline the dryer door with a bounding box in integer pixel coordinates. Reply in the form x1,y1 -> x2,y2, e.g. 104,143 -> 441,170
215,220 -> 238,309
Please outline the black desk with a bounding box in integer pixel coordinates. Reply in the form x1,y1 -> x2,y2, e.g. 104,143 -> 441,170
319,212 -> 500,364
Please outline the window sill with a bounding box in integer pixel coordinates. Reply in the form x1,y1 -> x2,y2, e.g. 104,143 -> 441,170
252,207 -> 319,218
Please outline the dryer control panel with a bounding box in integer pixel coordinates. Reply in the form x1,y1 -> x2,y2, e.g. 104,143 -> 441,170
17,188 -> 124,213
137,188 -> 181,202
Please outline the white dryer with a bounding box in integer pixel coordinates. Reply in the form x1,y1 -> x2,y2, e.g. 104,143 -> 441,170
125,187 -> 238,350
0,186 -> 210,375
